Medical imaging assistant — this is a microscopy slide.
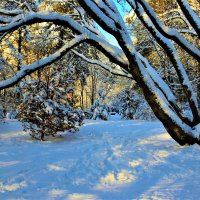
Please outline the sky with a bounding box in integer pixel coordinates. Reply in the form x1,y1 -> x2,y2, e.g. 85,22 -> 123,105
98,1 -> 131,47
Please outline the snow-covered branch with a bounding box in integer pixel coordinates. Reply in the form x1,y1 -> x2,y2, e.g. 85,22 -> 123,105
137,53 -> 176,103
0,11 -> 128,70
177,0 -> 200,37
0,17 -> 11,24
0,34 -> 87,90
127,0 -> 200,61
78,0 -> 136,59
177,29 -> 197,35
71,49 -> 132,79
138,53 -> 194,125
130,1 -> 200,123
77,0 -> 117,34
0,8 -> 23,16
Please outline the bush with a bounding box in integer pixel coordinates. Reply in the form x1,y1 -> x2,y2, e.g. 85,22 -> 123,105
17,80 -> 84,140
0,108 -> 4,122
6,110 -> 18,119
112,88 -> 156,120
119,90 -> 139,119
91,99 -> 109,120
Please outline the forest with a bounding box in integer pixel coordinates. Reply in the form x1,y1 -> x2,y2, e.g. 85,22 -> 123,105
0,0 -> 200,199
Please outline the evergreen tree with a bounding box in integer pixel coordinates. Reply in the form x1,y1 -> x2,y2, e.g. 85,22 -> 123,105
18,80 -> 84,141
115,88 -> 156,120
91,91 -> 109,120
119,89 -> 139,120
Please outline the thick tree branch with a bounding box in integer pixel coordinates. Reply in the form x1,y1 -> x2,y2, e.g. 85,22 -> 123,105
77,0 -> 200,143
127,0 -> 200,61
138,53 -> 194,126
176,0 -> 200,38
133,2 -> 200,124
0,11 -> 129,70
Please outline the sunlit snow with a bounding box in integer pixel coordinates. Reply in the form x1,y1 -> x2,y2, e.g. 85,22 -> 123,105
0,117 -> 200,199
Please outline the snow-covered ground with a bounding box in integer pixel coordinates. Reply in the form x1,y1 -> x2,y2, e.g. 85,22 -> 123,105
0,116 -> 200,200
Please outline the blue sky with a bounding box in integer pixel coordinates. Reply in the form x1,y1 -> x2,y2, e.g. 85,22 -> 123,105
98,1 -> 131,47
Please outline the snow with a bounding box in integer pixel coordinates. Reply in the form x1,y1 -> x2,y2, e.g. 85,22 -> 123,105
1,118 -> 200,199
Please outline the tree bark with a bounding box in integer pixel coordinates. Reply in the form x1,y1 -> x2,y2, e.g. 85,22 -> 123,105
130,67 -> 199,145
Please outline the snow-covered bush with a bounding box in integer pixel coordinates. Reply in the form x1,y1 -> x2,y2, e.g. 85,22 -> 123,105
133,98 -> 156,120
114,88 -> 156,120
109,100 -> 120,114
0,108 -> 4,122
84,109 -> 93,119
6,110 -> 18,119
17,80 -> 84,140
91,92 -> 109,120
119,90 -> 139,119
91,100 -> 109,120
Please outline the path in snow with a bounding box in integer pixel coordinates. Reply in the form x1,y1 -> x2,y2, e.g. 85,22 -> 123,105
0,117 -> 200,199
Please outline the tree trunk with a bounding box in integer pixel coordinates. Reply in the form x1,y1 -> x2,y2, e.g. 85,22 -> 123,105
81,81 -> 84,109
17,27 -> 22,71
130,66 -> 199,145
143,89 -> 198,145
